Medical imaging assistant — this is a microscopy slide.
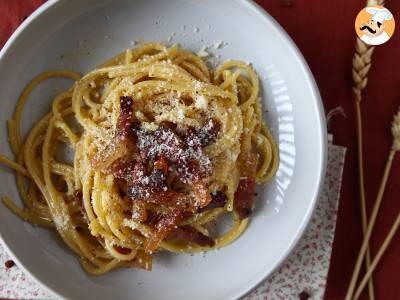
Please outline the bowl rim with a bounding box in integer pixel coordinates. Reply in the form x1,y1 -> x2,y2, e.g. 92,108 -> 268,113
0,0 -> 327,299
238,1 -> 327,298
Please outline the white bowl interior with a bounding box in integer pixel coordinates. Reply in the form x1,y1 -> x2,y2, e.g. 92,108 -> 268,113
0,1 -> 326,299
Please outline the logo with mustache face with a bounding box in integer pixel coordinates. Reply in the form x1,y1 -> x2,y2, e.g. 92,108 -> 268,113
360,24 -> 377,34
355,6 -> 395,45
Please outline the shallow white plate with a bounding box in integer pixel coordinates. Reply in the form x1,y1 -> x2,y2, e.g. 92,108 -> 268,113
0,1 -> 327,299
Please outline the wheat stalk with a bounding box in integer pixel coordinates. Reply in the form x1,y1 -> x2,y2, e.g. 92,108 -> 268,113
351,29 -> 377,300
343,1 -> 386,299
346,108 -> 400,300
350,109 -> 400,299
348,1 -> 385,298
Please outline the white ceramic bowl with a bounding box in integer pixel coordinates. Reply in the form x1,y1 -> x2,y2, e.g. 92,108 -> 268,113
0,1 -> 327,299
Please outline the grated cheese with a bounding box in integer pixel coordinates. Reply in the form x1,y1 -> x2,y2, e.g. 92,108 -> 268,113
195,95 -> 208,110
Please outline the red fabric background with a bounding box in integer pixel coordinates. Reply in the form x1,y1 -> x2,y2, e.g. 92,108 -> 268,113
1,0 -> 400,299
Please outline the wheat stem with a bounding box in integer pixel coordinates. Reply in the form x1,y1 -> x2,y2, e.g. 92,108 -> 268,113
351,36 -> 376,300
353,212 -> 400,300
354,99 -> 375,300
345,2 -> 385,299
346,108 -> 400,300
346,148 -> 396,300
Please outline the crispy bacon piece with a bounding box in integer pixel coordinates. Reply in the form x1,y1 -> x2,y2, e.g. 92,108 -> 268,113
111,159 -> 165,198
144,210 -> 161,226
159,120 -> 177,130
183,127 -> 202,149
117,96 -> 134,139
126,160 -> 169,201
134,121 -> 211,182
167,225 -> 215,247
154,154 -> 168,175
91,96 -> 134,170
234,153 -> 258,220
104,104 -> 220,216
128,250 -> 152,271
177,158 -> 204,182
198,191 -> 228,213
234,177 -> 256,219
114,245 -> 132,255
110,157 -> 198,212
145,209 -> 184,253
152,122 -> 183,157
184,118 -> 220,148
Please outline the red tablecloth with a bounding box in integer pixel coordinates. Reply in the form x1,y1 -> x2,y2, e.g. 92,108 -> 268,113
1,1 -> 400,299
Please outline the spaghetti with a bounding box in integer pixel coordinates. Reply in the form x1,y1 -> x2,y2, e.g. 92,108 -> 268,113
0,42 -> 278,275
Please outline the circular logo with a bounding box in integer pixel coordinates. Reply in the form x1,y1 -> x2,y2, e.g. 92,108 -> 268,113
355,5 -> 395,45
